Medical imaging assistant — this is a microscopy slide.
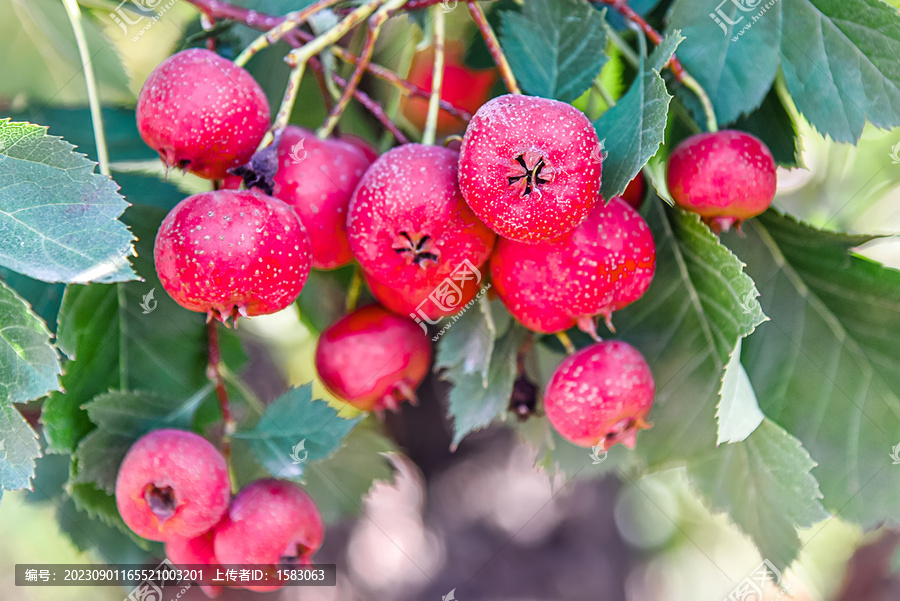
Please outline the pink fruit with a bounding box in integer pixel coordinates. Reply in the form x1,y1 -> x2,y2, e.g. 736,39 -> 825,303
137,48 -> 270,180
490,197 -> 655,338
213,479 -> 324,593
346,143 -> 495,292
458,94 -> 602,243
154,189 -> 312,323
315,305 -> 432,412
666,130 -> 776,232
165,528 -> 224,598
543,341 -> 655,449
115,429 -> 230,542
620,172 -> 646,210
273,126 -> 374,270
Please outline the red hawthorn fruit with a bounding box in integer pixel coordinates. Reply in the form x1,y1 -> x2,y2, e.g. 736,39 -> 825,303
137,48 -> 270,180
273,126 -> 374,270
543,341 -> 655,449
115,429 -> 230,542
490,197 -> 656,338
346,143 -> 495,291
165,528 -> 224,598
458,94 -> 603,243
315,305 -> 432,412
619,172 -> 646,210
401,41 -> 498,134
363,269 -> 483,326
154,189 -> 312,323
666,130 -> 777,232
213,480 -> 324,593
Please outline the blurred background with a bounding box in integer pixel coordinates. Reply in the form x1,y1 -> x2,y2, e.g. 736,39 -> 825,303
1,1 -> 899,600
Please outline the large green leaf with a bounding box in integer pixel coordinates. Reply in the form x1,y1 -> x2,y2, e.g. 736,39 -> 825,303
41,205 -> 244,454
233,384 -> 362,480
726,212 -> 900,526
688,418 -> 829,568
0,120 -> 136,283
666,0 -> 900,142
594,33 -> 682,199
0,0 -> 132,105
716,339 -> 764,445
500,0 -> 609,102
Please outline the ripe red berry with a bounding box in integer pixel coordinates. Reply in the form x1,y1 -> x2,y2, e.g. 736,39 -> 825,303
458,94 -> 602,243
363,270 -> 482,325
347,143 -> 495,291
543,341 -> 655,449
137,48 -> 270,180
666,130 -> 776,232
619,172 -> 646,210
316,305 -> 432,412
214,479 -> 324,593
490,197 -> 655,338
273,126 -> 374,270
402,41 -> 497,134
154,189 -> 312,323
115,429 -> 230,542
165,529 -> 224,598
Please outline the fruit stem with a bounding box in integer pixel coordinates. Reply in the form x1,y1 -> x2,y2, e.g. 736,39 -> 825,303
276,0 -> 385,137
318,0 -> 409,140
61,0 -> 110,176
207,321 -> 237,437
466,1 -> 521,94
233,0 -> 342,67
681,73 -> 718,132
422,5 -> 447,146
556,331 -> 576,355
345,266 -> 364,313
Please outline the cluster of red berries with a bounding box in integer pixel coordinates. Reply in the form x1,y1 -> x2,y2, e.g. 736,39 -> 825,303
115,429 -> 323,595
140,49 -> 777,454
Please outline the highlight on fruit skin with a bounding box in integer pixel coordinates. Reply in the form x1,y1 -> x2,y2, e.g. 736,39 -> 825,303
154,189 -> 312,325
666,129 -> 777,233
542,341 -> 656,450
458,93 -> 603,244
315,304 -> 432,413
136,48 -> 271,181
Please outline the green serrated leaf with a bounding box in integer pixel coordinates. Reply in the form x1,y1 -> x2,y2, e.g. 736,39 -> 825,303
303,419 -> 397,523
688,419 -> 830,567
41,205 -> 244,454
500,0 -> 609,102
0,119 -> 136,283
717,339 -> 765,445
435,295 -> 496,387
0,279 -> 61,405
0,403 -> 40,497
233,384 -> 362,480
726,211 -> 900,526
594,33 -> 682,199
729,88 -> 801,167
442,319 -> 528,448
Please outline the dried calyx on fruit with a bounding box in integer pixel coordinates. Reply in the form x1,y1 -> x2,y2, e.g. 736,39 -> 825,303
458,94 -> 603,243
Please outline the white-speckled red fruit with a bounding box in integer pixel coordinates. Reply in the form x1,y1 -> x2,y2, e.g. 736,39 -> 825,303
347,144 -> 495,290
315,305 -> 432,412
543,341 -> 655,449
273,126 -> 374,270
363,270 -> 482,324
154,189 -> 311,323
490,197 -> 655,338
666,130 -> 776,232
458,94 -> 602,243
137,49 -> 270,180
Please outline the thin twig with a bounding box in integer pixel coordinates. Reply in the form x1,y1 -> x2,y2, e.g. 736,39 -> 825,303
234,0 -> 342,66
422,5 -> 446,145
466,1 -> 520,94
207,321 -> 237,437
